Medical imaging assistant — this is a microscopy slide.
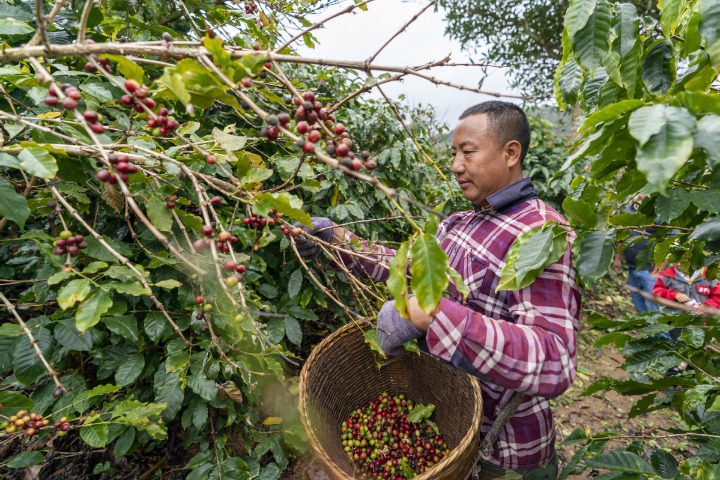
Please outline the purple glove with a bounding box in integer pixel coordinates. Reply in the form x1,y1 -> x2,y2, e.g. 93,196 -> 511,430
293,217 -> 334,260
377,299 -> 424,356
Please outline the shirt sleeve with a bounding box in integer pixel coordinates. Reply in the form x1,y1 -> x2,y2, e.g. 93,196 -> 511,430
423,246 -> 580,398
333,229 -> 396,283
652,275 -> 678,301
703,283 -> 720,309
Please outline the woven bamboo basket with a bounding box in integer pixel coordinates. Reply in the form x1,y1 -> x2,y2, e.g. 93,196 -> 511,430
298,322 -> 484,480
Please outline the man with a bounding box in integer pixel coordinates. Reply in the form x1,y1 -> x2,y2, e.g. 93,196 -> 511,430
296,101 -> 580,478
611,194 -> 660,313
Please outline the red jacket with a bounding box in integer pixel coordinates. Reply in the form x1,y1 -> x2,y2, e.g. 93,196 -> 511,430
653,266 -> 720,309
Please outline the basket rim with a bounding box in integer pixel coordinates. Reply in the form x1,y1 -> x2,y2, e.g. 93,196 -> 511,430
298,321 -> 484,480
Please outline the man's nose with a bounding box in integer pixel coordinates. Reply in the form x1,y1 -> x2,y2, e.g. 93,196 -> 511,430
451,154 -> 464,174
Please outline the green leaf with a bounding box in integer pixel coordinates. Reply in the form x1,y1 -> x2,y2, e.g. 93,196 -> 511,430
18,147 -> 58,179
0,152 -> 20,168
0,323 -> 22,337
104,281 -> 151,296
655,188 -> 691,221
103,317 -> 139,342
700,0 -> 720,70
580,99 -> 644,133
284,316 -> 302,346
407,403 -> 435,423
557,58 -> 583,106
73,384 -> 122,413
642,40 -> 676,95
0,391 -> 34,416
57,279 -> 92,310
114,427 -> 136,458
0,177 -> 30,229
0,18 -> 34,36
213,128 -> 247,154
689,189 -> 720,214
80,423 -> 109,448
573,0 -> 612,72
101,54 -> 144,83
154,367 -> 184,420
154,279 -> 182,289
253,192 -> 311,227
614,3 -> 640,58
115,354 -> 145,386
146,196 -> 173,232
659,0 -> 683,37
83,236 -> 132,262
694,114 -> 720,167
690,216 -> 720,240
204,35 -> 231,68
629,104 -> 666,146
364,329 -> 384,356
158,70 -> 191,105
387,241 -> 410,316
650,449 -> 678,479
410,234 -> 448,314
635,107 -> 696,191
498,223 -> 567,291
682,327 -> 705,348
144,312 -> 171,341
76,290 -> 113,333
562,197 -> 598,228
6,451 -> 44,468
239,167 -> 273,186
54,319 -> 93,351
446,266 -> 469,301
577,230 -> 615,284
564,0 -> 597,38
287,269 -> 302,298
584,451 -> 654,474
13,327 -> 54,385
187,374 -> 217,401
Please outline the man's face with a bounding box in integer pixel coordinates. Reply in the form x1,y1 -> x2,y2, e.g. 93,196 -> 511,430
450,114 -> 520,206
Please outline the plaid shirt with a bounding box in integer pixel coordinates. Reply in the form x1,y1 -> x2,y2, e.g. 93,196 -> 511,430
337,179 -> 580,470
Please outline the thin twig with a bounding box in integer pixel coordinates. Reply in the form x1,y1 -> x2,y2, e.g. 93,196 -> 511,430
0,291 -> 65,392
366,1 -> 435,65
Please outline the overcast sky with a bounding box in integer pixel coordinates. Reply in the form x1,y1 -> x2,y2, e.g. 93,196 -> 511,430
293,0 -> 521,126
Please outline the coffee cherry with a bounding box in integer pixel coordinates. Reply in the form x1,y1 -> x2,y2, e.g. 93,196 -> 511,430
210,196 -> 222,206
125,79 -> 140,93
218,231 -> 231,242
308,130 -> 321,143
120,95 -> 134,106
44,96 -> 59,107
278,112 -> 290,125
240,77 -> 252,88
302,91 -> 315,102
193,239 -> 210,251
334,123 -> 345,135
201,225 -> 214,236
235,264 -> 246,274
266,114 -> 279,126
67,89 -> 82,100
224,276 -> 239,287
158,107 -> 169,116
135,87 -> 147,99
351,159 -> 362,171
84,62 -> 98,73
361,151 -> 370,160
166,201 -> 176,209
336,143 -> 349,157
365,159 -> 378,170
61,97 -> 77,110
52,387 -> 64,398
47,200 -> 57,209
296,121 -> 309,135
83,110 -> 99,122
90,123 -> 105,134
195,295 -> 205,305
223,260 -> 236,271
206,155 -> 217,164
303,141 -> 315,153
144,98 -> 156,109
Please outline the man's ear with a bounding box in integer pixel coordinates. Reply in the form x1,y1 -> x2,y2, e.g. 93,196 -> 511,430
504,140 -> 522,168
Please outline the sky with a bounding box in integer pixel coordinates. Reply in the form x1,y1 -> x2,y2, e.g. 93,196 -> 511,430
293,0 -> 522,126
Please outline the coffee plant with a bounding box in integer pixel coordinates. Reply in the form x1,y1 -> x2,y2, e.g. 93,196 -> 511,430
501,0 -> 720,477
0,0 -> 509,476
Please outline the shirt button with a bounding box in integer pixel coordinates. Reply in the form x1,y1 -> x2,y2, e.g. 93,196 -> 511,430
471,255 -> 476,262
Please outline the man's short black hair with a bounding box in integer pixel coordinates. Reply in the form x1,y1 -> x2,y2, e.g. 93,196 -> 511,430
459,101 -> 531,163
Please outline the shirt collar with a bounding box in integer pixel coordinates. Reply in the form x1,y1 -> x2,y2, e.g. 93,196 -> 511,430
473,178 -> 538,212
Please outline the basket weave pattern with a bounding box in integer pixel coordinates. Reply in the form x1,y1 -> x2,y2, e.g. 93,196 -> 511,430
299,322 -> 484,480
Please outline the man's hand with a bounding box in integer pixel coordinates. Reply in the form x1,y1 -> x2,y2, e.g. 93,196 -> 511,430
675,293 -> 691,303
292,217 -> 335,260
406,296 -> 436,332
612,254 -> 623,275
376,299 -> 424,356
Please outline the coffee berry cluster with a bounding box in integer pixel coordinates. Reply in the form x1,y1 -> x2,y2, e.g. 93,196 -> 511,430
1,409 -> 52,437
341,393 -> 450,479
53,230 -> 88,257
193,224 -> 238,253
241,209 -> 283,229
96,153 -> 139,184
44,84 -> 107,134
243,0 -> 258,14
